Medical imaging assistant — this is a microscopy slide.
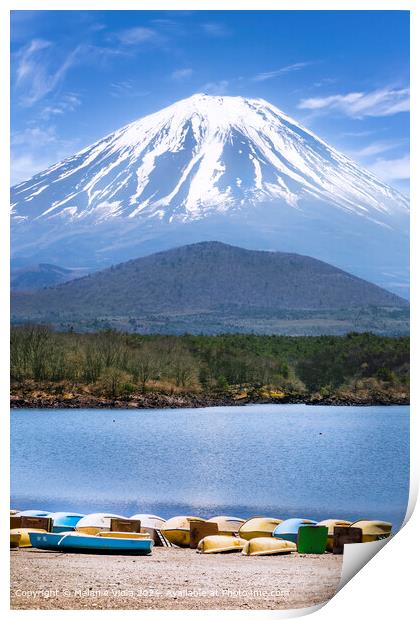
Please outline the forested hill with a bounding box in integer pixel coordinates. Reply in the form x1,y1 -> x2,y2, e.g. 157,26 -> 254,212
11,242 -> 408,335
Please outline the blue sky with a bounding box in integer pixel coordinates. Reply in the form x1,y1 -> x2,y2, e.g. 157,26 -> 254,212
11,10 -> 409,191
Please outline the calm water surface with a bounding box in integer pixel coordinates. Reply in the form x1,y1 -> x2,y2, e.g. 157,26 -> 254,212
11,404 -> 409,529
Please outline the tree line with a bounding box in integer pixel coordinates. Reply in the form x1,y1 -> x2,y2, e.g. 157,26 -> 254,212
10,325 -> 409,398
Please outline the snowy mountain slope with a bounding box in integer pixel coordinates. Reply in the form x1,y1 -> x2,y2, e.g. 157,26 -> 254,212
11,94 -> 409,294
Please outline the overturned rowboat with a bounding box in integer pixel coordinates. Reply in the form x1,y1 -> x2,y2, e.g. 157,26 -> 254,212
207,515 -> 245,536
48,512 -> 85,533
238,517 -> 282,541
273,518 -> 317,543
29,531 -> 154,554
242,537 -> 296,556
161,516 -> 205,547
129,513 -> 166,542
197,535 -> 247,554
16,510 -> 51,518
10,528 -> 48,547
350,520 -> 392,542
75,513 -> 127,535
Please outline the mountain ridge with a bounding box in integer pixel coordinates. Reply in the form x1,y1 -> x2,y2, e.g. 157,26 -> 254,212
11,241 -> 409,336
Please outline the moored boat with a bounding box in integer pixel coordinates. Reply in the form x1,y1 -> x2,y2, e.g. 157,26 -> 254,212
197,535 -> 247,554
29,531 -> 154,554
350,520 -> 392,542
75,513 -> 127,535
238,517 -> 282,541
272,518 -> 317,542
207,515 -> 245,536
242,537 -> 296,556
161,516 -> 206,547
317,519 -> 352,552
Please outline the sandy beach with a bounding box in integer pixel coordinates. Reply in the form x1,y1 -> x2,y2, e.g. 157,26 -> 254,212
11,547 -> 343,610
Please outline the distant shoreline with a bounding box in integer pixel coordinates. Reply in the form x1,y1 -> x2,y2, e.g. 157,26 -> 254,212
10,392 -> 409,409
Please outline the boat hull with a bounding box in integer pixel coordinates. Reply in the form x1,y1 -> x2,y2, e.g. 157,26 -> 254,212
197,535 -> 247,554
350,520 -> 392,542
238,518 -> 282,541
273,518 -> 317,542
207,516 -> 245,536
161,516 -> 205,548
50,512 -> 85,533
29,532 -> 154,555
242,537 -> 296,556
10,528 -> 48,547
75,513 -> 127,535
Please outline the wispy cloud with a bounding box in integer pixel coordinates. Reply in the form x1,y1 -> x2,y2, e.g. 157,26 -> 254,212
298,87 -> 410,118
116,26 -> 161,46
368,155 -> 410,182
352,140 -> 402,158
201,22 -> 231,37
14,39 -> 81,106
170,68 -> 193,81
41,93 -> 82,120
253,62 -> 311,82
201,80 -> 230,95
11,125 -> 58,148
110,80 -> 151,99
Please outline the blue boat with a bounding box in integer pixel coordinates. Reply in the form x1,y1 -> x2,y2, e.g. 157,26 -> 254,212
16,510 -> 51,517
273,518 -> 317,542
48,512 -> 85,533
29,532 -> 154,555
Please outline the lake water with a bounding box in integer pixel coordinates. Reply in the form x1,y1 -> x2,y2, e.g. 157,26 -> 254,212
10,404 -> 410,529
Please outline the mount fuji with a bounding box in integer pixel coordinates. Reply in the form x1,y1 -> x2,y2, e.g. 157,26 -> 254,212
11,93 -> 409,294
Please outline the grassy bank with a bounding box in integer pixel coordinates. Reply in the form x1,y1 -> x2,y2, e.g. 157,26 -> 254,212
10,326 -> 409,407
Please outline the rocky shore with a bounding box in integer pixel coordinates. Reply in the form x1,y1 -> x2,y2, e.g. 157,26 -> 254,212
10,390 -> 409,409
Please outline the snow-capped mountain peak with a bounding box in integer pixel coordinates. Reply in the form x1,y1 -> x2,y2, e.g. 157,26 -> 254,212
10,93 -> 409,294
11,93 -> 407,225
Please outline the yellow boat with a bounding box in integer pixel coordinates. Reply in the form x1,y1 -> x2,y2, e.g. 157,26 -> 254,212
75,513 -> 127,535
238,517 -> 282,541
242,537 -> 297,556
97,531 -> 151,539
317,519 -> 352,552
10,528 -> 47,547
160,516 -> 205,547
207,515 -> 245,536
351,520 -> 392,542
197,535 -> 247,554
10,533 -> 21,548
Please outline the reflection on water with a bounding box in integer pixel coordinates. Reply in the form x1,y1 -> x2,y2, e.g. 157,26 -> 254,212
11,404 -> 409,528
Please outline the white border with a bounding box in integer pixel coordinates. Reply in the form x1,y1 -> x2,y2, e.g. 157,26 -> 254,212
2,1 -> 417,618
